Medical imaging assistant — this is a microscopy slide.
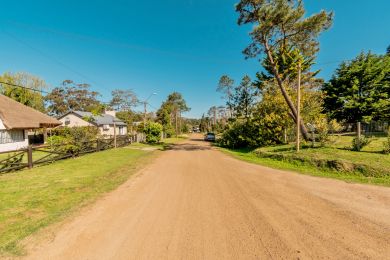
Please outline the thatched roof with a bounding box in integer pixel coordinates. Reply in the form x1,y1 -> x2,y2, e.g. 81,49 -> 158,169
0,94 -> 61,129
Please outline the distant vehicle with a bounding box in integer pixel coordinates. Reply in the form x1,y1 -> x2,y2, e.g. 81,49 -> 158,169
204,132 -> 216,142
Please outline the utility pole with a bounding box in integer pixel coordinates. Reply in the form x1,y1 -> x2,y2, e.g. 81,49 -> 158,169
296,61 -> 301,152
143,101 -> 147,123
214,108 -> 217,126
175,109 -> 178,137
113,121 -> 117,148
142,92 -> 157,124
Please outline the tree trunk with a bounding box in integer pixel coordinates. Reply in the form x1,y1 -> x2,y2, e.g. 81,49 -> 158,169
175,110 -> 178,137
263,40 -> 311,141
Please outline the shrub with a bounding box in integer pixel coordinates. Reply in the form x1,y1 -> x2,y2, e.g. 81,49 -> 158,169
383,128 -> 390,154
351,136 -> 372,151
141,122 -> 163,144
47,135 -> 79,154
383,137 -> 390,154
217,119 -> 284,149
163,125 -> 175,138
313,116 -> 329,146
328,119 -> 343,133
49,126 -> 99,153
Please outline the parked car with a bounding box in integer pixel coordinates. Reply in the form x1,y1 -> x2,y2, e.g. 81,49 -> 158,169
204,132 -> 216,142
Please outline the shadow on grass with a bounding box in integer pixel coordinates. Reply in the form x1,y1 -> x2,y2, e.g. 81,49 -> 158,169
336,147 -> 384,154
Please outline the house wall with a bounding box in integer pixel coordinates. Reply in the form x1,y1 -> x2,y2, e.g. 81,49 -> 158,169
0,118 -> 29,152
99,125 -> 128,137
59,113 -> 93,127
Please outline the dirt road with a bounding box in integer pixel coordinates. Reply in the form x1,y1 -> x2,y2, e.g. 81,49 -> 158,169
26,135 -> 390,259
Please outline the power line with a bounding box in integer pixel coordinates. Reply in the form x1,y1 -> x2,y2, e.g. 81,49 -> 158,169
6,20 -> 245,65
1,29 -> 104,88
0,81 -> 49,94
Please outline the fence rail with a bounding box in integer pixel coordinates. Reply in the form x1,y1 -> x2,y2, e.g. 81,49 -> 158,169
0,136 -> 132,174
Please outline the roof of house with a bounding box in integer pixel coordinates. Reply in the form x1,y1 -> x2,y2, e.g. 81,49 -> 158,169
0,94 -> 62,129
62,111 -> 127,126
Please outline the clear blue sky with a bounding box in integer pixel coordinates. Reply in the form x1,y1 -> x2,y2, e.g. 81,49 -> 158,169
0,0 -> 389,118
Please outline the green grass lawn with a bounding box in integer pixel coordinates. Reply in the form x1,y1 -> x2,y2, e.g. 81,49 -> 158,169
0,147 -> 156,256
219,135 -> 390,187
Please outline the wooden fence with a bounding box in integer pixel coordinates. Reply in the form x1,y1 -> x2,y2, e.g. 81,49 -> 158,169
0,136 -> 131,174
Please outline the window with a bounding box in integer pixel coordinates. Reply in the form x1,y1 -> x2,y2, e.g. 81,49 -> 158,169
119,126 -> 124,135
64,117 -> 70,125
103,124 -> 110,131
0,130 -> 25,144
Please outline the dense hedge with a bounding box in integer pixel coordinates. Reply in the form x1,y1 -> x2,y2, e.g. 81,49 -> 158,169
217,119 -> 284,149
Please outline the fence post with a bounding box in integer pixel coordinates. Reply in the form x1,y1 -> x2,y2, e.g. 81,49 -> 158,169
27,146 -> 33,169
96,139 -> 100,152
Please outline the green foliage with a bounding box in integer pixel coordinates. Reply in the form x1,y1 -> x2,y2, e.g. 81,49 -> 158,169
0,72 -> 46,112
218,121 -> 254,148
49,126 -> 99,153
383,137 -> 390,155
383,128 -> 390,154
328,119 -> 343,133
218,118 -> 284,149
141,122 -> 163,144
236,0 -> 333,58
156,92 -> 190,136
236,0 -> 333,141
116,110 -> 143,131
110,89 -> 138,111
352,136 -> 372,151
313,115 -> 330,146
217,75 -> 235,112
323,52 -> 390,123
313,118 -> 343,147
46,135 -> 79,154
218,74 -> 327,149
45,80 -> 102,116
163,125 -> 175,138
232,75 -> 259,119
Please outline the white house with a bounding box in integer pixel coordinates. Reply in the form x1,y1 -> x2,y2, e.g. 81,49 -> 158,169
0,94 -> 61,152
58,111 -> 128,137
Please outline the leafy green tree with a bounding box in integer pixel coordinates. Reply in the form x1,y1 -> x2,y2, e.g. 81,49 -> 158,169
232,75 -> 259,120
236,0 -> 333,140
323,52 -> 390,123
156,101 -> 175,137
45,80 -> 102,116
110,89 -> 138,111
207,106 -> 218,125
256,76 -> 324,142
199,114 -> 210,132
217,75 -> 235,116
116,110 -> 143,132
0,72 -> 46,112
141,122 -> 163,143
156,92 -> 190,136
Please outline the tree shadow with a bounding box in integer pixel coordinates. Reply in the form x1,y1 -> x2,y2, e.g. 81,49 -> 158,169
336,147 -> 383,154
163,143 -> 211,151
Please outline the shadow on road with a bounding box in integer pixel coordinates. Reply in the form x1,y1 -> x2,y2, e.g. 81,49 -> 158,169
166,143 -> 211,151
164,140 -> 212,151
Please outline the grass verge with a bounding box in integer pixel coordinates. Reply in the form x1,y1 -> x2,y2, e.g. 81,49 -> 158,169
219,147 -> 390,187
0,146 -> 156,256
